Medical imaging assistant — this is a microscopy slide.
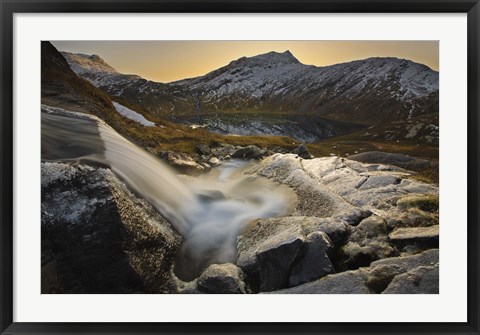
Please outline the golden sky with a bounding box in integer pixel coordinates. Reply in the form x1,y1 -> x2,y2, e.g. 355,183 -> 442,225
52,41 -> 439,83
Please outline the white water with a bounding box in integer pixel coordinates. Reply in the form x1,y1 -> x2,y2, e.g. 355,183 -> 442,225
42,106 -> 295,279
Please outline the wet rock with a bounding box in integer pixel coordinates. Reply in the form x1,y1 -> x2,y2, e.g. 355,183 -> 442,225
382,264 -> 439,294
266,269 -> 370,294
41,162 -> 181,294
232,145 -> 267,159
289,231 -> 334,287
197,263 -> 247,294
389,225 -> 439,249
208,157 -> 220,166
236,218 -> 305,292
159,151 -> 205,174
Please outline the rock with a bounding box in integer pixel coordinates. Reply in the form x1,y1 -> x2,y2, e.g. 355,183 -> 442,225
365,249 -> 439,293
341,216 -> 394,270
232,145 -> 267,159
370,248 -> 439,270
294,143 -> 313,159
197,263 -> 247,294
348,151 -> 433,171
236,218 -> 305,292
366,264 -> 406,293
195,144 -> 211,156
388,225 -> 439,249
357,175 -> 401,191
266,269 -> 370,294
299,217 -> 350,245
177,280 -> 202,294
196,189 -> 226,202
386,208 -> 438,230
248,154 -> 355,217
341,238 -> 397,270
351,216 -> 387,240
382,264 -> 439,294
211,143 -> 237,157
159,151 -> 205,174
289,231 -> 334,287
334,208 -> 373,226
396,194 -> 439,212
41,162 -> 181,293
208,157 -> 220,166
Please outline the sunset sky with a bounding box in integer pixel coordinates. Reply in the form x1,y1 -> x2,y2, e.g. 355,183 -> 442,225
51,41 -> 439,83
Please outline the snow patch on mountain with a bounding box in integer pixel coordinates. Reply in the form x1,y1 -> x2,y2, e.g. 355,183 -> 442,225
112,102 -> 155,126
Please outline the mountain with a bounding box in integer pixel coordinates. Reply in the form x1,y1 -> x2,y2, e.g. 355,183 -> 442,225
61,52 -> 142,87
41,42 -> 120,122
61,50 -> 439,143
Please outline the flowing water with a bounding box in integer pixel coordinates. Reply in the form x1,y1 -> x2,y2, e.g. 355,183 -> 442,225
41,106 -> 296,280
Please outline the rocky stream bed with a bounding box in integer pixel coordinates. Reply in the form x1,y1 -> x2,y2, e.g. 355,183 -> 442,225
42,149 -> 439,294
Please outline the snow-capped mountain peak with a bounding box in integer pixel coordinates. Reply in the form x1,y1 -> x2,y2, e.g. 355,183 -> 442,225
230,50 -> 300,67
62,52 -> 118,74
61,51 -> 142,87
61,48 -> 438,126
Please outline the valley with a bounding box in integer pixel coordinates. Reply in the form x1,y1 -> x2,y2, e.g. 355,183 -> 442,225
41,41 -> 440,294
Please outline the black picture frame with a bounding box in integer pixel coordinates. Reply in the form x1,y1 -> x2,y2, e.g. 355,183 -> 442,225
1,1 -> 479,334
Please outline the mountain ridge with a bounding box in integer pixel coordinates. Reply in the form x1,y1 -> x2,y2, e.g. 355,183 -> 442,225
60,48 -> 439,142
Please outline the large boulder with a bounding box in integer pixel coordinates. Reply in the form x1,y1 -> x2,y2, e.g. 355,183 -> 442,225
41,162 -> 181,293
237,218 -> 305,292
236,217 -> 348,292
289,231 -> 334,287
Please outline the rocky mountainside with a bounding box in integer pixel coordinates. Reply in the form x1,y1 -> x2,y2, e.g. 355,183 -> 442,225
63,50 -> 438,125
42,42 -> 115,118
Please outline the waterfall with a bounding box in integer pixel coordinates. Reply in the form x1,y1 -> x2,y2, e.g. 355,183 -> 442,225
41,105 -> 295,280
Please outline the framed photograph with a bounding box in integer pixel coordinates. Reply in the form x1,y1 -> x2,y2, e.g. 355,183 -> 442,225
1,1 -> 479,334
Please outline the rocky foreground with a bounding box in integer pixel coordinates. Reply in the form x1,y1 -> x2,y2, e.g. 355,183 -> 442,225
42,153 -> 439,294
